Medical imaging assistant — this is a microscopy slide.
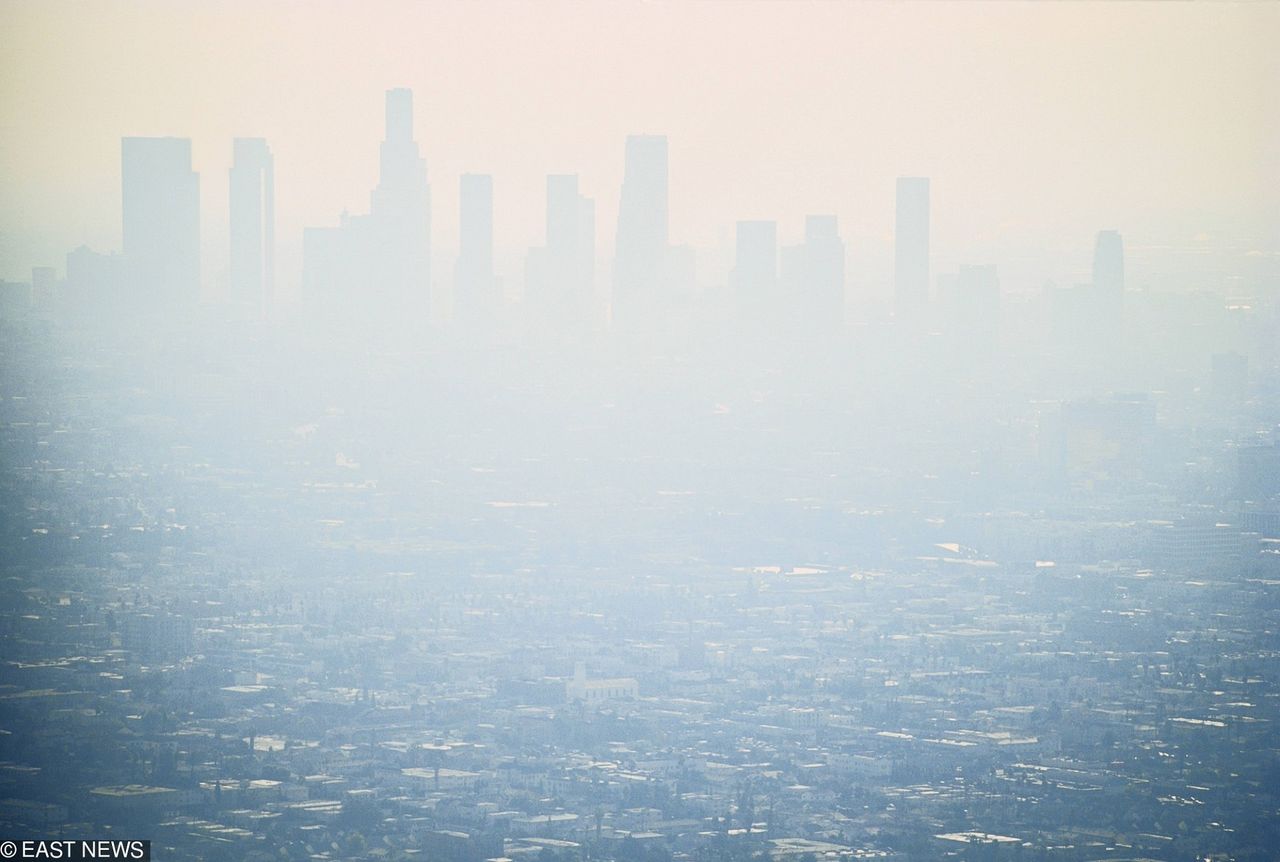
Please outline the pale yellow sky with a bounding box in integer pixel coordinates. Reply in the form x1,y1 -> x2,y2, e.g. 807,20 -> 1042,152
1,0 -> 1276,296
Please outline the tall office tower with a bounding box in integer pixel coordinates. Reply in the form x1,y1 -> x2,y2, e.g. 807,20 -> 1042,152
1090,229 -> 1125,369
894,176 -> 930,317
526,174 -> 594,327
302,89 -> 431,321
800,214 -> 845,333
612,134 -> 669,328
732,220 -> 778,324
454,173 -> 496,326
122,137 -> 200,309
370,87 -> 431,312
229,138 -> 274,316
1092,230 -> 1124,294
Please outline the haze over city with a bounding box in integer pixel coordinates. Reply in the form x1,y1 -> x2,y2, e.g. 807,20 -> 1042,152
1,3 -> 1279,862
2,0 -> 1277,302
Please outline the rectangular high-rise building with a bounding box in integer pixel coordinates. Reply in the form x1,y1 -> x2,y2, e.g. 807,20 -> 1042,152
369,88 -> 431,314
526,174 -> 594,328
1089,229 -> 1126,369
229,138 -> 274,316
122,137 -> 200,308
894,176 -> 930,316
613,134 -> 669,328
1092,229 -> 1124,294
385,87 -> 413,144
455,173 -> 496,325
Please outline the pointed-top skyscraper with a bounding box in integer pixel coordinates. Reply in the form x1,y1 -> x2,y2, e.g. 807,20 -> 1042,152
370,87 -> 431,313
612,134 -> 669,330
1089,229 -> 1125,370
303,89 -> 431,322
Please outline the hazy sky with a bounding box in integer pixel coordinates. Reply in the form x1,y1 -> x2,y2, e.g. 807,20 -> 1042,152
1,0 -> 1276,299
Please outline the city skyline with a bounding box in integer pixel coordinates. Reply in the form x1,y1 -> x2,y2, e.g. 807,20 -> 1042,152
2,4 -> 1279,859
5,101 -> 1170,330
2,1 -> 1276,301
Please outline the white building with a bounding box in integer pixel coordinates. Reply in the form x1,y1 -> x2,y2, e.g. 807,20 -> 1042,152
565,663 -> 638,704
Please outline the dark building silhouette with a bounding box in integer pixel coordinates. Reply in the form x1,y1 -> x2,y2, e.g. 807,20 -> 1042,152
612,134 -> 669,330
122,137 -> 200,308
454,173 -> 497,327
894,176 -> 930,317
229,138 -> 274,317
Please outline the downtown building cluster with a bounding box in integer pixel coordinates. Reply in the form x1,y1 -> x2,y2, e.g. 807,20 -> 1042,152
2,84 -> 1280,862
1,88 -> 1128,350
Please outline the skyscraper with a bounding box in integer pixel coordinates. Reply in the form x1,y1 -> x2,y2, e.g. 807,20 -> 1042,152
370,88 -> 431,312
612,134 -> 669,329
526,174 -> 594,329
894,176 -> 930,317
122,137 -> 200,308
800,214 -> 845,334
1090,229 -> 1125,370
1092,230 -> 1124,294
454,173 -> 496,326
302,88 -> 430,321
229,138 -> 274,316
